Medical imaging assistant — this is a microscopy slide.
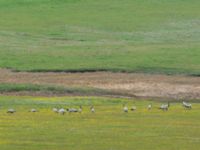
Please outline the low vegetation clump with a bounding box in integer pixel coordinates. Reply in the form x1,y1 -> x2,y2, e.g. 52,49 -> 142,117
0,83 -> 123,96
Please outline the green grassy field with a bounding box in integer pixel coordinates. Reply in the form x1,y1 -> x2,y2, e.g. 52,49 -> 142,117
0,96 -> 200,150
0,0 -> 199,75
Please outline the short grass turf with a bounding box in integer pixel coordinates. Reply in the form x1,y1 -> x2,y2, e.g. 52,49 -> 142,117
0,96 -> 200,150
0,0 -> 200,75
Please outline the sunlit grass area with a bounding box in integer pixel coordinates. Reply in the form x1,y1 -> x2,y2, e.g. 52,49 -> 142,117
0,96 -> 200,150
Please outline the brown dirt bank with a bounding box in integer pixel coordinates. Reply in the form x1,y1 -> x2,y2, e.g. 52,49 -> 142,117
0,69 -> 199,100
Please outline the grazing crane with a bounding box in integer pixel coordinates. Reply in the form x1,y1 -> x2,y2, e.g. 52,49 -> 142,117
7,109 -> 16,114
67,108 -> 78,113
78,106 -> 82,113
159,102 -> 170,111
90,106 -> 95,113
123,105 -> 128,113
58,108 -> 66,115
29,108 -> 38,112
52,108 -> 58,113
130,106 -> 137,111
147,104 -> 152,110
182,101 -> 192,109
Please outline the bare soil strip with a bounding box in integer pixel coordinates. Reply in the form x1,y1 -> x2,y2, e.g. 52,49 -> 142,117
0,69 -> 199,100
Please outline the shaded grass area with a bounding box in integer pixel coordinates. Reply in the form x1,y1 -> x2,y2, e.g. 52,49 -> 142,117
11,67 -> 200,77
0,83 -> 128,97
0,96 -> 200,150
0,0 -> 200,75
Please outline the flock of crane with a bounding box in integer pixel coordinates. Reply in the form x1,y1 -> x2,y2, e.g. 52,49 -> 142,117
123,101 -> 192,112
6,101 -> 192,114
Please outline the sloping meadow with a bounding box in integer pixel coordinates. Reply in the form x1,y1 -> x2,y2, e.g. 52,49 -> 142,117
0,0 -> 199,75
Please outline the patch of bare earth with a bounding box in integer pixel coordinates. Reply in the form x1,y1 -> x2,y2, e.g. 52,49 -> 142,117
0,69 -> 199,100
